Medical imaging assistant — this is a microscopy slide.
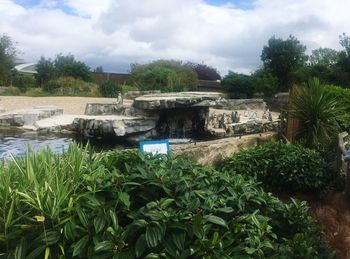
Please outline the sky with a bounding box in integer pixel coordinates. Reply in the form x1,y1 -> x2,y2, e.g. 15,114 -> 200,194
1,0 -> 350,75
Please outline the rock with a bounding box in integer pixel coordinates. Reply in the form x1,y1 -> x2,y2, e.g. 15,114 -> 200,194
0,106 -> 63,127
172,132 -> 276,166
133,92 -> 222,110
84,103 -> 124,115
123,90 -> 161,100
73,115 -> 158,139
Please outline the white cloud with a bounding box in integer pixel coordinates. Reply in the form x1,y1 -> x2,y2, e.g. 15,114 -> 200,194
1,0 -> 350,75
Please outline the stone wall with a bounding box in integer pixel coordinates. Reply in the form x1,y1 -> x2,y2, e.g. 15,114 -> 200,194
172,132 -> 276,166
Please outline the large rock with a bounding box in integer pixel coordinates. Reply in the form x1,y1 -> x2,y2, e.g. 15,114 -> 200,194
73,115 -> 158,139
84,103 -> 124,115
0,106 -> 63,127
133,92 -> 222,110
172,132 -> 276,166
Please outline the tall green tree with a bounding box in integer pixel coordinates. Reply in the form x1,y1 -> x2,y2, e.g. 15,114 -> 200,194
261,35 -> 308,91
307,47 -> 339,85
309,47 -> 339,67
335,33 -> 350,87
35,56 -> 56,86
0,34 -> 18,85
36,54 -> 92,88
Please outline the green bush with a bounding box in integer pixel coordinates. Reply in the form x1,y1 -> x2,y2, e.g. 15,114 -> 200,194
0,145 -> 333,258
251,68 -> 279,97
324,84 -> 350,131
130,60 -> 198,92
99,80 -> 121,97
289,78 -> 346,147
12,74 -> 36,92
221,72 -> 254,98
121,84 -> 138,93
44,76 -> 97,96
217,141 -> 330,194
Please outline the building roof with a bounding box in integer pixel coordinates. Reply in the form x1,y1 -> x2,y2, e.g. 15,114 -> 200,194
14,63 -> 37,74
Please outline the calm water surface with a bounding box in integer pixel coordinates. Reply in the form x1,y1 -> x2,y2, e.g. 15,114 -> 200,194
0,128 -> 129,160
0,129 -> 73,159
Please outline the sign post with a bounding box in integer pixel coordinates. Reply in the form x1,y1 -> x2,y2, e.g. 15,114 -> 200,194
139,140 -> 170,155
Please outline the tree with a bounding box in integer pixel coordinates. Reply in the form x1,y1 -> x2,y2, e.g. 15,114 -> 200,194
186,62 -> 221,80
221,71 -> 254,98
307,48 -> 339,85
94,66 -> 104,73
54,54 -> 91,81
251,68 -> 278,97
261,35 -> 307,91
335,33 -> 350,87
35,56 -> 56,87
36,54 -> 92,88
130,60 -> 198,92
309,47 -> 339,67
0,34 -> 18,85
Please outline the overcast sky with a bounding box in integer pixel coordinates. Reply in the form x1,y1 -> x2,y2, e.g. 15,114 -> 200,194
1,0 -> 349,75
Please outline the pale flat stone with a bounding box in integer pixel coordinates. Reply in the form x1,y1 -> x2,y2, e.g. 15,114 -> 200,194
133,92 -> 222,110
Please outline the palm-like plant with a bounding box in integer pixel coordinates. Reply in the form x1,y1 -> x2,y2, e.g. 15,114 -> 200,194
289,78 -> 347,147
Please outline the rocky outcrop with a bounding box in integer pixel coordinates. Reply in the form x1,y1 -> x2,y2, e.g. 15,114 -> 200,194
84,103 -> 124,115
72,115 -> 158,139
172,132 -> 276,166
133,92 -> 222,110
0,106 -> 63,128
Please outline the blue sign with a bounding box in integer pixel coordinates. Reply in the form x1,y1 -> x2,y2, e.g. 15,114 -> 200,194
139,140 -> 170,155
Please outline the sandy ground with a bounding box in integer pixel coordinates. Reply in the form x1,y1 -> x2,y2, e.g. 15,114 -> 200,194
0,96 -> 133,115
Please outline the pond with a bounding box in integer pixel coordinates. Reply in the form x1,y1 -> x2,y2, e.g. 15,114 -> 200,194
0,128 -> 129,160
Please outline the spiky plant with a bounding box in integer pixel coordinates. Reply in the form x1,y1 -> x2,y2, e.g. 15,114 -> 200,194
289,78 -> 347,147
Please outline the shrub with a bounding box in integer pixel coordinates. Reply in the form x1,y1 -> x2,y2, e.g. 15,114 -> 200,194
130,60 -> 198,92
12,74 -> 36,92
221,72 -> 254,98
289,78 -> 347,147
251,68 -> 279,97
44,76 -> 97,95
217,141 -> 330,194
0,145 -> 333,258
323,84 -> 350,131
121,84 -> 138,93
99,80 -> 121,97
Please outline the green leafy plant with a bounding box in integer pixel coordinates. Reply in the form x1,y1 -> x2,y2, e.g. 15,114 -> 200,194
289,78 -> 347,147
44,76 -> 98,96
99,79 -> 121,97
217,141 -> 331,195
0,145 -> 334,258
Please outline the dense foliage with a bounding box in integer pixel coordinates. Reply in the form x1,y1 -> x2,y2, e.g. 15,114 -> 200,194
99,80 -> 121,97
186,62 -> 221,81
130,60 -> 198,92
0,145 -> 333,258
261,35 -> 308,91
12,74 -> 36,92
0,34 -> 18,86
289,78 -> 347,147
221,72 -> 254,98
36,54 -> 92,89
44,76 -> 98,96
217,141 -> 330,194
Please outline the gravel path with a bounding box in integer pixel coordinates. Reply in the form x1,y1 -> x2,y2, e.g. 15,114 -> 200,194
0,96 -> 131,115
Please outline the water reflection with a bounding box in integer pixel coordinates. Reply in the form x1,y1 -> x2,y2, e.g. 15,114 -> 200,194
0,128 -> 73,160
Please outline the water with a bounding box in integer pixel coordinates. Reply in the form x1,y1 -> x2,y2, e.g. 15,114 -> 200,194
0,129 -> 73,160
